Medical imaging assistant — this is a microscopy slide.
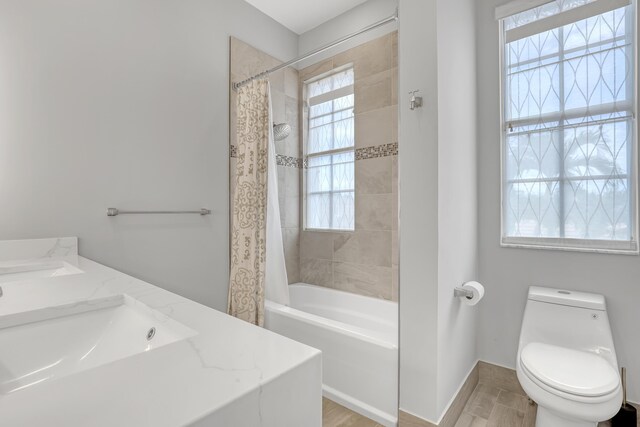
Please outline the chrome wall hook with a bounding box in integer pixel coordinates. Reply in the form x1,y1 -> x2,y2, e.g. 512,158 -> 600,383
409,90 -> 423,110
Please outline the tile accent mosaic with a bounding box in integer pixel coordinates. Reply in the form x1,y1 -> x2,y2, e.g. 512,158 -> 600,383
231,142 -> 399,168
230,146 -> 301,168
355,142 -> 398,161
277,154 -> 303,168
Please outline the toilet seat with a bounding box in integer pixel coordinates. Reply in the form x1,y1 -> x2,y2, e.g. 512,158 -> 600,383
520,342 -> 619,398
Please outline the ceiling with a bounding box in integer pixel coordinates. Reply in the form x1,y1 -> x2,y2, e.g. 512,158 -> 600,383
244,0 -> 370,34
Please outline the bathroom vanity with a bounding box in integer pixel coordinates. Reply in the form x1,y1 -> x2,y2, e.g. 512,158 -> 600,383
0,238 -> 322,427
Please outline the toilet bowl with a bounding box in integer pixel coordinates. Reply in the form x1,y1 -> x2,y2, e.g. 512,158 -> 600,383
516,287 -> 622,427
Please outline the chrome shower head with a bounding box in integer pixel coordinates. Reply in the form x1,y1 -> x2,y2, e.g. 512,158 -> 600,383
273,123 -> 291,141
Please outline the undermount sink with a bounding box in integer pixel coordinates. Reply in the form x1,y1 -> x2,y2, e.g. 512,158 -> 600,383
0,295 -> 197,394
0,261 -> 84,283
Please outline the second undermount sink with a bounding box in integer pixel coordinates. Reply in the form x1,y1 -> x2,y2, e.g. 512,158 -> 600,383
0,295 -> 197,394
0,261 -> 84,283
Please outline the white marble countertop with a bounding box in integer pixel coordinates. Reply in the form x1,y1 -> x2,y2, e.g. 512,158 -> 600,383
0,240 -> 321,426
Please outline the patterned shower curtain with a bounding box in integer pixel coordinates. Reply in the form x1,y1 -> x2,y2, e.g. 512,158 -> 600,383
228,79 -> 270,326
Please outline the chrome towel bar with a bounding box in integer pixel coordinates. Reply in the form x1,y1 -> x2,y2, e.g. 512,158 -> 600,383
107,208 -> 211,217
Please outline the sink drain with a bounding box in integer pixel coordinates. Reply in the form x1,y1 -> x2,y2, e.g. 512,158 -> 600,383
147,327 -> 156,341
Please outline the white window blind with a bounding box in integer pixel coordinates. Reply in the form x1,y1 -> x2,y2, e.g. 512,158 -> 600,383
304,68 -> 355,231
499,0 -> 638,252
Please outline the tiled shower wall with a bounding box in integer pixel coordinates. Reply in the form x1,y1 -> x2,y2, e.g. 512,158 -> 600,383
229,37 -> 301,283
298,32 -> 399,301
230,33 -> 398,300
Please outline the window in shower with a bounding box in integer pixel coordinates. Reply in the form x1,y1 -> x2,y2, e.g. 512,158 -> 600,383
303,67 -> 355,231
498,0 -> 638,252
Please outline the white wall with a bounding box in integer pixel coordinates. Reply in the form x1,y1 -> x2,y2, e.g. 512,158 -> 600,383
398,0 -> 440,420
398,0 -> 479,422
297,0 -> 398,68
0,0 -> 298,311
436,0 -> 479,417
476,0 -> 640,403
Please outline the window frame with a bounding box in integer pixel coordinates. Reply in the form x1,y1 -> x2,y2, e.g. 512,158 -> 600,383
302,65 -> 356,232
497,0 -> 640,254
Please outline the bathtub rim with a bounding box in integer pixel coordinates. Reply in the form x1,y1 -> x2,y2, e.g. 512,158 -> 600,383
265,285 -> 398,350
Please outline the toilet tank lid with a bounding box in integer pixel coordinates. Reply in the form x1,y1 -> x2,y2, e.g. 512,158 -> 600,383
528,286 -> 606,311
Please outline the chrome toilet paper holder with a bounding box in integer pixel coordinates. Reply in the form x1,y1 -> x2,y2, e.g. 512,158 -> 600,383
454,287 -> 474,299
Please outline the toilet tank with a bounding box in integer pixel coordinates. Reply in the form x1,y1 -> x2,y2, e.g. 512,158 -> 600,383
518,286 -> 618,369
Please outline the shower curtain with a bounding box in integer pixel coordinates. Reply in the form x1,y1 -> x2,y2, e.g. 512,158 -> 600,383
228,79 -> 289,327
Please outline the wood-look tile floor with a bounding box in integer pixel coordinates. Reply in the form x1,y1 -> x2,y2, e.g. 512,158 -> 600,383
454,382 -> 631,427
323,398 -> 382,427
322,385 -> 639,427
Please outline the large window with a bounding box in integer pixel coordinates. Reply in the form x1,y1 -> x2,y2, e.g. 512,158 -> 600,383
304,67 -> 355,231
499,0 -> 638,252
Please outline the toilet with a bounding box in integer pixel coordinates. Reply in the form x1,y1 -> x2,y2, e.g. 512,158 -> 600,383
517,286 -> 622,427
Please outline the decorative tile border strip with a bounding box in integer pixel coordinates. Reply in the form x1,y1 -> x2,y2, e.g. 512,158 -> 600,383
230,146 -> 301,168
355,142 -> 398,160
276,154 -> 303,168
230,142 -> 399,168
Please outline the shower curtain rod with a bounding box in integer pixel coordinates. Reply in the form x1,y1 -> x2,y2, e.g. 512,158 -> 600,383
232,10 -> 399,91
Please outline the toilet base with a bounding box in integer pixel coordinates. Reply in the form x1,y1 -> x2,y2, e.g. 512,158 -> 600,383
536,406 -> 597,427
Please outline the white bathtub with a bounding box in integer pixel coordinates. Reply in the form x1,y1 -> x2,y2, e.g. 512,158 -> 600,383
265,283 -> 398,426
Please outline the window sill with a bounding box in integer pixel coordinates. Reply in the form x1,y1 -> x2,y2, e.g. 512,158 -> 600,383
501,237 -> 639,255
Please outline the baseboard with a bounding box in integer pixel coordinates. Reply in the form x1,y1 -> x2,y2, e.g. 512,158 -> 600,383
399,362 -> 480,427
437,361 -> 480,426
477,360 -> 640,408
401,359 -> 640,427
398,360 -> 535,426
